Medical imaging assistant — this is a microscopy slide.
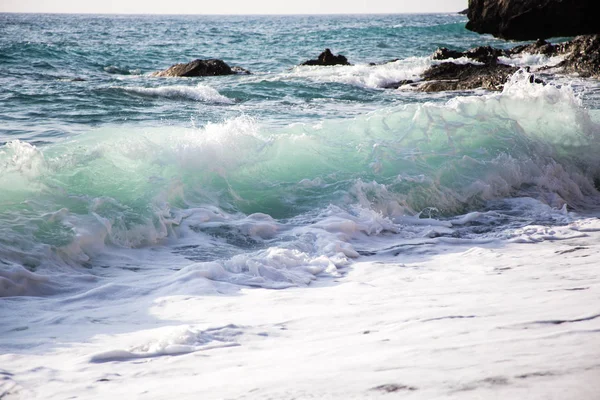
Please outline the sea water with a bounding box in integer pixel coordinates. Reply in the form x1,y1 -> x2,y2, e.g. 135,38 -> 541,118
1,13 -> 600,399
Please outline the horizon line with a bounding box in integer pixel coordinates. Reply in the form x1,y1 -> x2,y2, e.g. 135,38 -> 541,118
0,10 -> 466,16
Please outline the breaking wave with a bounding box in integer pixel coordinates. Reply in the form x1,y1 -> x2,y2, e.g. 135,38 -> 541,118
1,71 -> 599,296
120,84 -> 234,104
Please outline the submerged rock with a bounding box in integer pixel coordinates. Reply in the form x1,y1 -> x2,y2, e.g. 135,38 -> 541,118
419,62 -> 518,92
380,80 -> 414,89
301,49 -> 351,66
153,59 -> 250,77
466,0 -> 599,40
231,66 -> 251,75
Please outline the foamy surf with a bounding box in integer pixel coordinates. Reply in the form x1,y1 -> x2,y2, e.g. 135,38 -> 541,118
119,84 -> 234,104
284,57 -> 432,89
1,72 -> 600,299
499,53 -> 565,69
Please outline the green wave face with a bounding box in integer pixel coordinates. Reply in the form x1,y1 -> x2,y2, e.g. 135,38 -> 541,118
1,74 -> 599,261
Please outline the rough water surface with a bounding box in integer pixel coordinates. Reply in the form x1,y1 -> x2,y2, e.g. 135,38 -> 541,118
0,13 -> 599,400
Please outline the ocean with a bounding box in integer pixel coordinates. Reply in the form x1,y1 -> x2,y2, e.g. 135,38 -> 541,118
1,13 -> 600,399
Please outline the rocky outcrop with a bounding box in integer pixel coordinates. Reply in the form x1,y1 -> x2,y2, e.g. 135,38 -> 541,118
434,41 -> 561,64
153,59 -> 250,77
301,49 -> 351,66
388,32 -> 599,93
419,62 -> 518,92
510,39 -> 558,56
432,35 -> 600,79
556,35 -> 600,78
466,0 -> 598,40
433,46 -> 507,64
432,48 -> 464,61
425,44 -> 517,91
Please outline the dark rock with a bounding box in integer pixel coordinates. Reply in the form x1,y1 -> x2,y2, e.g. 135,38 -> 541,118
464,46 -> 506,64
466,0 -> 599,40
301,48 -> 351,66
419,62 -> 518,92
528,74 -> 545,85
458,8 -> 468,15
432,46 -> 506,64
153,59 -> 235,77
432,47 -> 464,61
509,39 -> 558,56
556,35 -> 600,77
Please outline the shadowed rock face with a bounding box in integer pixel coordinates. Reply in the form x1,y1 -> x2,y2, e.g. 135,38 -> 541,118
153,59 -> 234,77
301,49 -> 351,66
466,0 -> 598,40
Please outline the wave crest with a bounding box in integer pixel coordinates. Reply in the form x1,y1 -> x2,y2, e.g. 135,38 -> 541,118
120,84 -> 234,104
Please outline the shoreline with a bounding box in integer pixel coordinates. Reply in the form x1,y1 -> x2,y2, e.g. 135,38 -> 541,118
2,217 -> 600,399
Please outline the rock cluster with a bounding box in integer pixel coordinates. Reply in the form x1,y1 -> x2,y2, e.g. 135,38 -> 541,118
432,34 -> 600,80
556,35 -> 600,78
417,44 -> 519,92
419,63 -> 518,92
433,45 -> 505,64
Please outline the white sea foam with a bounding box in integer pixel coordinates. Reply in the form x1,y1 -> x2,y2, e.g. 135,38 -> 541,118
0,140 -> 47,181
284,57 -> 431,89
120,84 -> 234,104
89,324 -> 241,363
499,53 -> 565,69
103,65 -> 142,75
432,56 -> 485,66
3,215 -> 600,398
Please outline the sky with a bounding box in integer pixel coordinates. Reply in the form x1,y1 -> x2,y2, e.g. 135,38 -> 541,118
0,0 -> 468,15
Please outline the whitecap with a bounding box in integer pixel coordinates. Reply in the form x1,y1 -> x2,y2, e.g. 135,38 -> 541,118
120,83 -> 234,104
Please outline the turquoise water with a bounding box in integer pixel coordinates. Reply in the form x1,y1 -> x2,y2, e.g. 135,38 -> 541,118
1,13 -> 600,295
0,13 -> 518,140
